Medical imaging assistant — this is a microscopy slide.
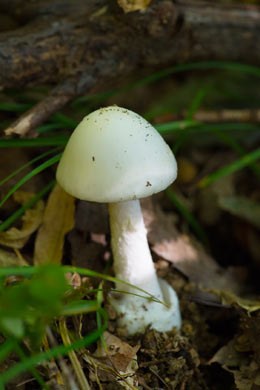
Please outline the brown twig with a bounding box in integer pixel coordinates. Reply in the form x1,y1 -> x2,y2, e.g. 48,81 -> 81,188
5,84 -> 73,136
154,108 -> 260,124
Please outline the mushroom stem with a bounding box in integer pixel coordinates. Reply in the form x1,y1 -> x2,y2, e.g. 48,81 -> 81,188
109,199 -> 163,298
109,200 -> 181,334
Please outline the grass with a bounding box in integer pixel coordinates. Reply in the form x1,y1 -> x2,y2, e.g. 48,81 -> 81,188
0,60 -> 260,387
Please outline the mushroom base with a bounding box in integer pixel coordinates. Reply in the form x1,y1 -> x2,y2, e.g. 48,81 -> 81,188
109,278 -> 181,335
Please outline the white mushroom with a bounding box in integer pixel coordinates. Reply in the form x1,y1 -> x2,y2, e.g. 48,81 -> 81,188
56,106 -> 181,335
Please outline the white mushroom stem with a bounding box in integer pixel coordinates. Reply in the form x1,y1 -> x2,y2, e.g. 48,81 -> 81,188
109,199 -> 162,297
108,199 -> 181,334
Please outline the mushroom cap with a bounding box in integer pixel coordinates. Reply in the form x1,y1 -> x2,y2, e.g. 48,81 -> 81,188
56,106 -> 177,203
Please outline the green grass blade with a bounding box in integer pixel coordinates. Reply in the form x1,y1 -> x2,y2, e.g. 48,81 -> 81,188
215,131 -> 260,180
0,154 -> 61,207
72,61 -> 260,107
37,123 -> 65,134
0,136 -> 68,148
61,300 -> 100,316
14,343 -> 48,390
0,148 -> 61,187
199,147 -> 260,188
198,123 -> 260,133
0,180 -> 55,231
0,266 -> 163,303
0,308 -> 108,385
155,120 -> 201,134
0,339 -> 17,362
72,89 -> 120,106
187,88 -> 208,121
135,61 -> 260,85
166,188 -> 208,244
50,113 -> 77,128
0,103 -> 32,112
173,88 -> 207,153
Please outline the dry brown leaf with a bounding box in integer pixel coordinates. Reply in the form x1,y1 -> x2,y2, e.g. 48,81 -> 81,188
92,331 -> 139,388
210,339 -> 259,390
117,0 -> 151,13
34,184 -> 75,265
0,247 -> 28,267
207,289 -> 260,313
0,191 -> 44,249
142,198 -> 241,292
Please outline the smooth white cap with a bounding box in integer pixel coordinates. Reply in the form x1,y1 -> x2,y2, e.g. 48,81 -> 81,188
56,106 -> 177,203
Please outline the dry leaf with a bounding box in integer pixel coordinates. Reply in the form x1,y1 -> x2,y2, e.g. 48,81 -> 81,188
208,289 -> 260,314
0,191 -> 44,249
93,331 -> 139,388
117,0 -> 151,13
34,184 -> 75,265
210,339 -> 260,390
0,247 -> 28,267
218,196 -> 260,229
142,198 -> 241,292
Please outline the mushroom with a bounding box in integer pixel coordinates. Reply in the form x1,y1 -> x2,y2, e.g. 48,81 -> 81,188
56,106 -> 181,335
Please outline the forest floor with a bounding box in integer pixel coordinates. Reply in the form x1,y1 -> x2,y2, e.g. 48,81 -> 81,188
0,67 -> 260,390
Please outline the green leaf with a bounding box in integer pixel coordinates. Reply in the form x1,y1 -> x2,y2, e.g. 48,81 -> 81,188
0,317 -> 24,339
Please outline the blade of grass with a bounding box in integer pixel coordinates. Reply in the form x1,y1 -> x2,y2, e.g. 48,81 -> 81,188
14,343 -> 48,390
50,113 -> 77,129
0,136 -> 68,148
0,180 -> 55,232
155,122 -> 260,136
0,339 -> 17,362
72,61 -> 260,107
155,120 -> 201,134
173,88 -> 207,154
166,188 -> 208,244
0,148 -> 61,187
187,88 -> 208,121
215,131 -> 260,181
0,308 -> 108,386
37,123 -> 65,134
199,147 -> 260,188
0,103 -> 32,112
134,61 -> 260,86
96,280 -> 105,348
59,318 -> 91,390
0,154 -> 61,207
61,300 -> 100,316
0,266 -> 164,304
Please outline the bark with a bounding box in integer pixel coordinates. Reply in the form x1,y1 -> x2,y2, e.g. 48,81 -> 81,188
0,0 -> 260,134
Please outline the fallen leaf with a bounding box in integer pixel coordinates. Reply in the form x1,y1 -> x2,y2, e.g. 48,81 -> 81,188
197,174 -> 235,226
142,198 -> 241,292
92,331 -> 139,388
0,191 -> 44,249
0,248 -> 28,267
117,0 -> 151,13
207,289 -> 260,314
219,196 -> 260,229
210,338 -> 260,390
34,184 -> 75,265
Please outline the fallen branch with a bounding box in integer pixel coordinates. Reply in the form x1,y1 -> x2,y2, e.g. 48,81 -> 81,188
0,0 -> 259,134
